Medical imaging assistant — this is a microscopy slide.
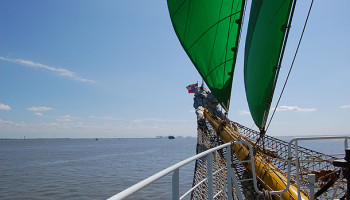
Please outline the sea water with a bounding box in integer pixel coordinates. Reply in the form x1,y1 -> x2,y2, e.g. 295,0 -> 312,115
0,138 -> 197,200
0,137 -> 347,200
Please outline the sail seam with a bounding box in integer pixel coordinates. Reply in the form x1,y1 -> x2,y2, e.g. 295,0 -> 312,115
187,11 -> 241,51
183,1 -> 192,44
169,0 -> 187,18
204,58 -> 234,80
208,0 -> 224,71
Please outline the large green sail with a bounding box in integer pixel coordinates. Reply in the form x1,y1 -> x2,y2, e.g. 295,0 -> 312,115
167,0 -> 246,111
244,0 -> 294,130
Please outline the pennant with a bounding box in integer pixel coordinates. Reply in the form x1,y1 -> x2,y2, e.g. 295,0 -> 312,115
186,83 -> 198,93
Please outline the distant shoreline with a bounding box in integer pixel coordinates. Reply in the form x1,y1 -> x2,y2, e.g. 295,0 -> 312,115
1,134 -> 348,140
0,137 -> 197,140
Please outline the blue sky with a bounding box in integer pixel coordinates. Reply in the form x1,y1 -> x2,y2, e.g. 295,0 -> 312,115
0,0 -> 349,138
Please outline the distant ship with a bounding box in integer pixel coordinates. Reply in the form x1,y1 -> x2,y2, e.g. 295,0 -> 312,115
168,136 -> 175,139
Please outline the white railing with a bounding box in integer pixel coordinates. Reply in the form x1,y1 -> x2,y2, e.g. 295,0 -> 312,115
108,136 -> 349,200
107,141 -> 261,200
270,136 -> 350,200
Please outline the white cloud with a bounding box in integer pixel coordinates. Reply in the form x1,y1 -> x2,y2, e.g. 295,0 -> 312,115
0,103 -> 11,111
274,105 -> 316,112
0,56 -> 95,83
340,105 -> 350,109
27,107 -> 53,112
89,115 -> 122,121
0,119 -> 30,127
0,118 -> 195,138
238,110 -> 250,115
34,112 -> 43,116
0,118 -> 14,125
57,115 -> 72,122
101,116 -> 122,121
131,118 -> 190,124
142,118 -> 188,122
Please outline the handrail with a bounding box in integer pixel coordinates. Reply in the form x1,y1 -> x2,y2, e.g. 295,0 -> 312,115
108,136 -> 349,200
107,142 -> 232,200
270,136 -> 350,198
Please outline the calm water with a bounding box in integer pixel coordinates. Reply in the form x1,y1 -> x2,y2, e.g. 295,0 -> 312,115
0,138 -> 197,200
0,137 -> 347,199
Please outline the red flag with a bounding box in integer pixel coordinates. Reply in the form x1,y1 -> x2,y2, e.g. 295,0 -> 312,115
186,83 -> 198,93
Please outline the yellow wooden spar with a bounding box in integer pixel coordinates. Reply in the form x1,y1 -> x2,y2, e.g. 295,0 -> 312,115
204,108 -> 308,200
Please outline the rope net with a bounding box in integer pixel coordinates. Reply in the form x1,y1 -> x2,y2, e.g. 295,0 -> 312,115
190,87 -> 346,199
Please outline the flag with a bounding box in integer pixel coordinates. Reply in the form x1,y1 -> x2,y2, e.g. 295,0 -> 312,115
186,83 -> 198,93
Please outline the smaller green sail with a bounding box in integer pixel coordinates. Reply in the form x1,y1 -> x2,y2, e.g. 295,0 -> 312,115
244,0 -> 293,129
167,0 -> 245,111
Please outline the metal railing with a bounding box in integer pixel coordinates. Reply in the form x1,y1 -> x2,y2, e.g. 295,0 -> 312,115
270,136 -> 350,200
107,136 -> 349,200
107,141 -> 261,200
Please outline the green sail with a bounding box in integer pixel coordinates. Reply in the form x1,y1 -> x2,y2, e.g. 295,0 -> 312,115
244,0 -> 293,129
167,0 -> 245,111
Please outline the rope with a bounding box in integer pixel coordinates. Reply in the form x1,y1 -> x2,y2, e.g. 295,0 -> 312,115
262,0 -> 298,130
266,0 -> 314,131
218,120 -> 230,133
253,129 -> 265,151
256,190 -> 273,200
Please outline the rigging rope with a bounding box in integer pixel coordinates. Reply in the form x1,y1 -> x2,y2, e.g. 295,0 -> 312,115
266,0 -> 314,132
261,0 -> 298,133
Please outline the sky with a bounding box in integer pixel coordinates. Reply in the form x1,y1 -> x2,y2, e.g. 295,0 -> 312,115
0,0 -> 349,138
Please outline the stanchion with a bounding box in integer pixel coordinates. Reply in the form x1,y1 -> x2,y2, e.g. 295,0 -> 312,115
333,149 -> 350,200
